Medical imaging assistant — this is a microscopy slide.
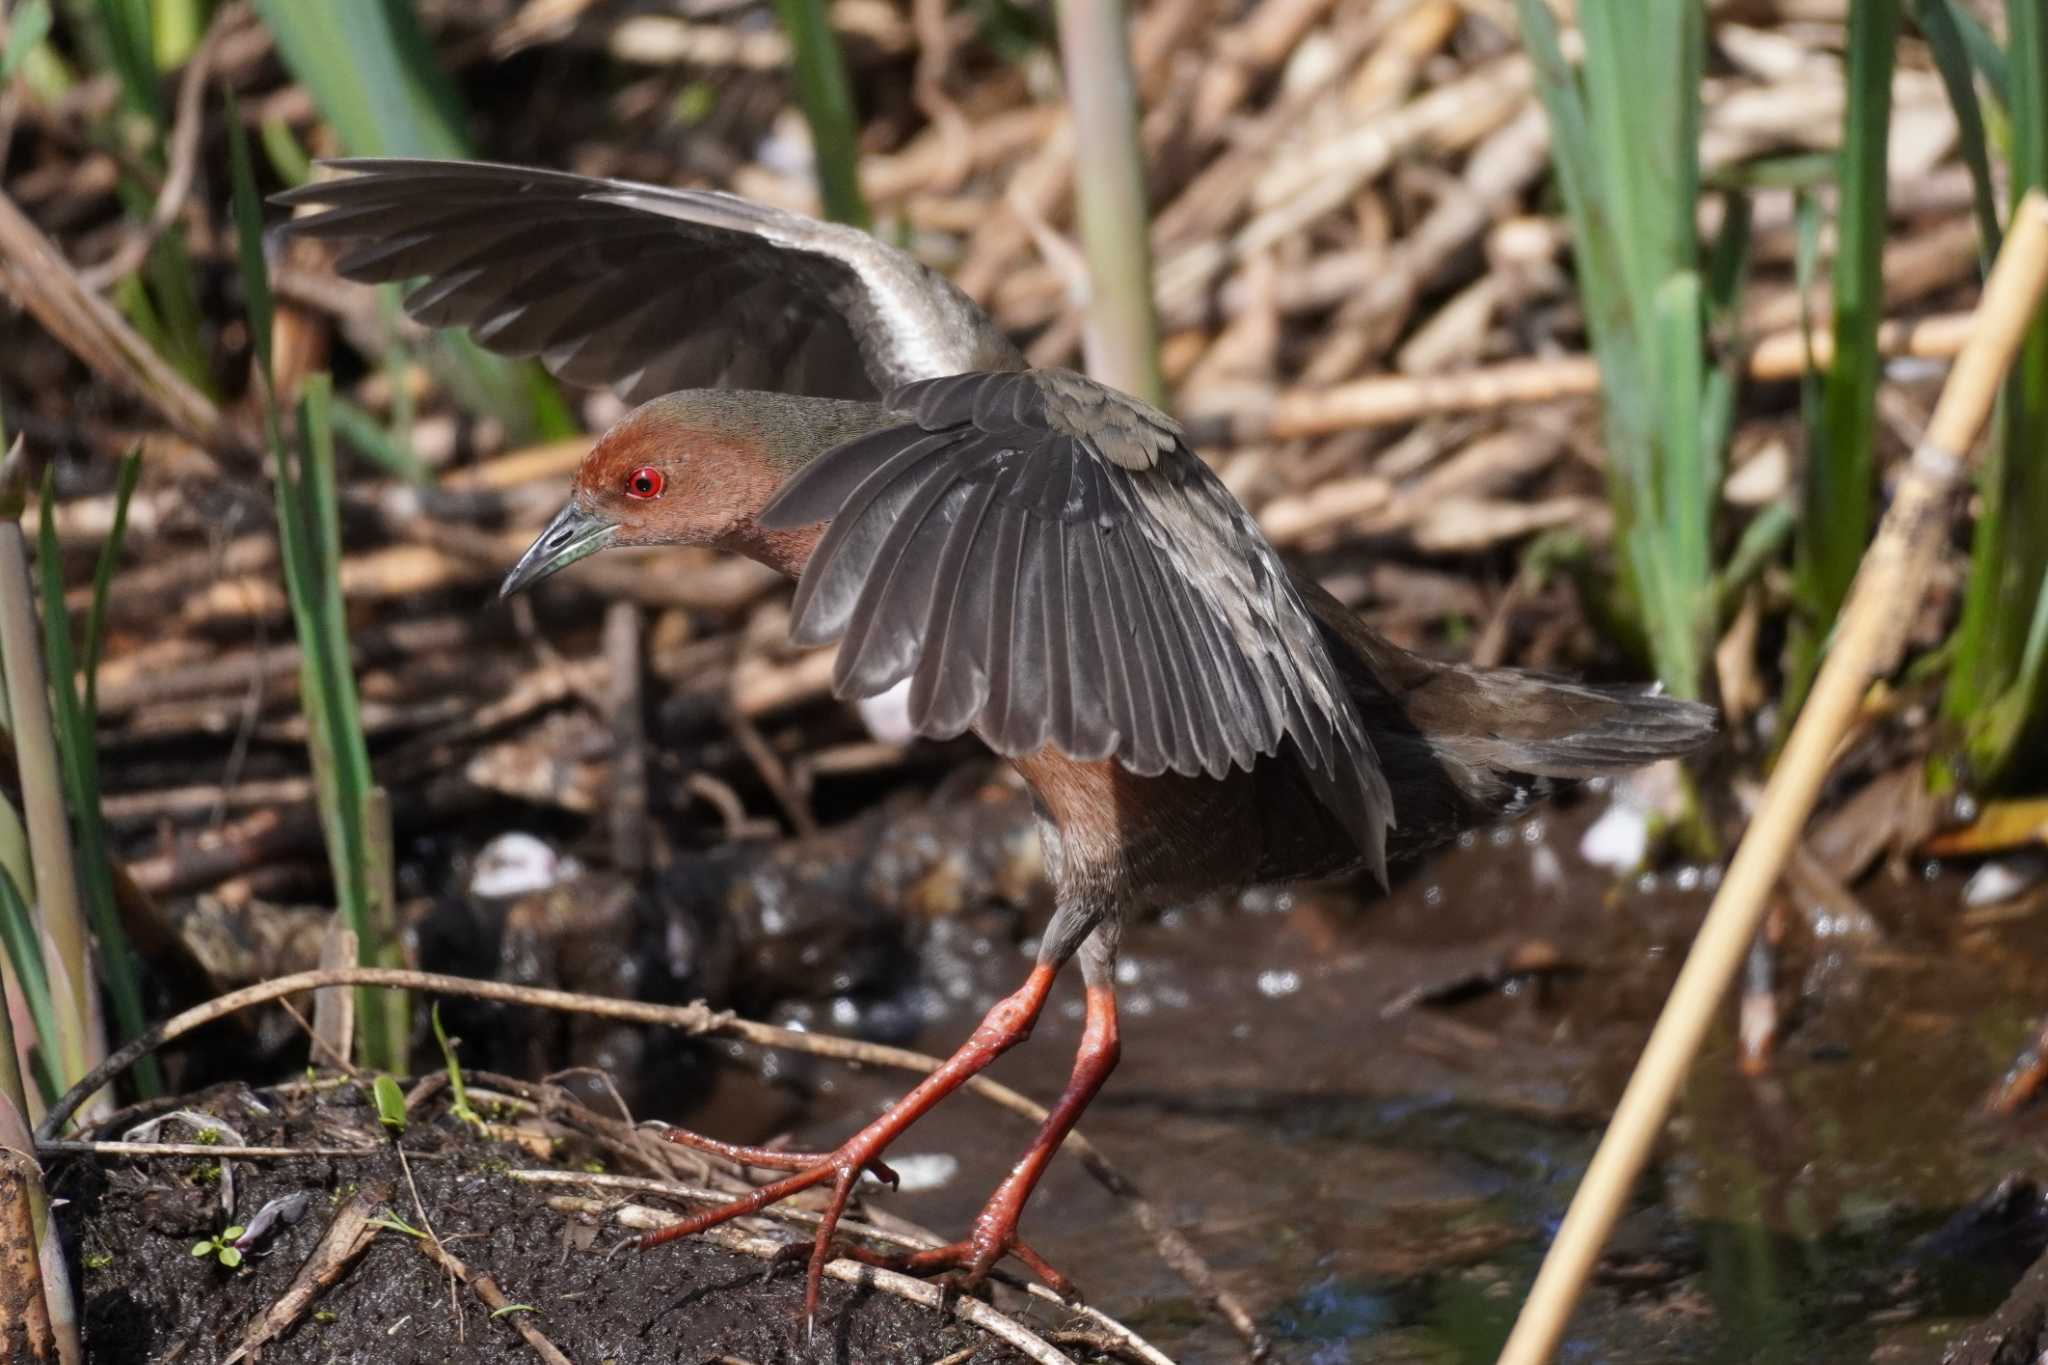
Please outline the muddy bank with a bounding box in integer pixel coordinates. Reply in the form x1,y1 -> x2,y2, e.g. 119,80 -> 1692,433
54,1078 -> 1082,1365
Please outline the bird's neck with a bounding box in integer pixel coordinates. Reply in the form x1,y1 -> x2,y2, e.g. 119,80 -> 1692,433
699,390 -> 897,580
717,516 -> 827,580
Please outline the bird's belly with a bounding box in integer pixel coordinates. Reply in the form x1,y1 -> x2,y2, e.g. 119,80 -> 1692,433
1007,746 -> 1364,905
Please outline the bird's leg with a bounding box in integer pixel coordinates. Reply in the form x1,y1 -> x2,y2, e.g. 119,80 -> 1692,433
639,959 -> 1060,1319
838,922 -> 1122,1296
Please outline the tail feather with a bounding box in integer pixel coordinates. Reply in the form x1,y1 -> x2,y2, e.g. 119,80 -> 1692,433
1428,677 -> 1718,780
1287,568 -> 1716,856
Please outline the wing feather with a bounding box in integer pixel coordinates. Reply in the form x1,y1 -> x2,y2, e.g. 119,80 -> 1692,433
276,158 -> 1022,399
759,370 -> 1392,872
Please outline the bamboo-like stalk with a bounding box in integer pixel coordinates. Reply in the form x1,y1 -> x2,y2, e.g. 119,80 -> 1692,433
1497,190 -> 2048,1365
1055,0 -> 1163,405
0,1149 -> 59,1365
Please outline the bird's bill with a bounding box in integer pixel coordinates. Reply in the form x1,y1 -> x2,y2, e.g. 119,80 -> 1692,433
500,502 -> 617,597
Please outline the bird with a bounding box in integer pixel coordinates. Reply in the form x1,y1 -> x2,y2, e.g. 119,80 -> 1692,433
277,158 -> 1717,1318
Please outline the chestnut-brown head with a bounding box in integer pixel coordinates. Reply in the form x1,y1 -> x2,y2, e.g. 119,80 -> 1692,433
500,389 -> 893,597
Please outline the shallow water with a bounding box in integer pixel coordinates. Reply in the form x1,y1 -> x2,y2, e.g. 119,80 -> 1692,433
654,793 -> 2048,1363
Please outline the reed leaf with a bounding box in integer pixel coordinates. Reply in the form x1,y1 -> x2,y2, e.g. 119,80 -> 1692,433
772,0 -> 869,227
1786,0 -> 1899,717
80,451 -> 139,718
1918,0 -> 2003,261
1948,0 -> 2048,784
248,0 -> 464,160
1515,0 -> 1718,698
36,467 -> 160,1096
91,0 -> 158,122
229,109 -> 403,1071
248,0 -> 570,444
0,863 -> 61,1107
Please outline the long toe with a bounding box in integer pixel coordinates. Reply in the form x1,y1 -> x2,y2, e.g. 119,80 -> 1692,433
839,1234 -> 1077,1298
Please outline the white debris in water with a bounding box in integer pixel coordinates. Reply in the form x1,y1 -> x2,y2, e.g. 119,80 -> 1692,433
1256,969 -> 1301,998
874,1153 -> 959,1192
470,832 -> 572,898
1578,760 -> 1689,873
1963,853 -> 2048,907
855,676 -> 918,744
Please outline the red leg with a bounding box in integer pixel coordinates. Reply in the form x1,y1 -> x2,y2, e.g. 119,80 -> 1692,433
846,979 -> 1120,1295
639,961 -> 1059,1319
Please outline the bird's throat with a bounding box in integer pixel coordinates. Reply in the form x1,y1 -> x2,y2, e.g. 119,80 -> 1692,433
716,516 -> 828,581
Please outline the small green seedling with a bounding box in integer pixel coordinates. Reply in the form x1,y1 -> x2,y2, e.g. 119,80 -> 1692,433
192,1226 -> 247,1268
373,1074 -> 408,1134
432,1004 -> 482,1127
365,1210 -> 425,1239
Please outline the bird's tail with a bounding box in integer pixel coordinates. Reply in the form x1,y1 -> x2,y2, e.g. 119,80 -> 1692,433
1289,569 -> 1716,856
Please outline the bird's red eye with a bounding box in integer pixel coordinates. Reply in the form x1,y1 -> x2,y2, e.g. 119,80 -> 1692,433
625,466 -> 664,500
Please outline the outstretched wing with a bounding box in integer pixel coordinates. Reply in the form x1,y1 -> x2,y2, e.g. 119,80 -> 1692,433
760,369 -> 1393,876
274,158 -> 1022,403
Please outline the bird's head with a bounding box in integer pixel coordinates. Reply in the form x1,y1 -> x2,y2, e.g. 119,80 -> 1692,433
500,390 -> 878,597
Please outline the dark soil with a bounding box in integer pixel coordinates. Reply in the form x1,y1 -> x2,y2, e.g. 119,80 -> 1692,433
53,1081 -> 1045,1365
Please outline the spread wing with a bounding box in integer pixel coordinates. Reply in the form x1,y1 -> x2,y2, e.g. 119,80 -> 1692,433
273,158 -> 1023,403
759,369 -> 1393,876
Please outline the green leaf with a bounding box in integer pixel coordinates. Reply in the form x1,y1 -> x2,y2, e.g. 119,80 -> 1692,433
431,1003 -> 479,1127
81,450 -> 141,718
249,0 -> 467,160
0,863 -> 61,1106
225,92 -> 274,393
94,0 -> 161,123
1787,0 -> 1900,721
218,1246 -> 241,1268
366,1212 -> 425,1239
37,466 -> 161,1096
0,0 -> 52,85
1917,0 -> 2004,261
192,1240 -> 213,1257
373,1074 -> 407,1133
771,0 -> 869,227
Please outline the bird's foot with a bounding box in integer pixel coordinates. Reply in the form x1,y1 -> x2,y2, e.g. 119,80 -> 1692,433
652,1124 -> 901,1187
637,1122 -> 901,1319
632,963 -> 1060,1323
835,1224 -> 1078,1300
